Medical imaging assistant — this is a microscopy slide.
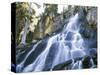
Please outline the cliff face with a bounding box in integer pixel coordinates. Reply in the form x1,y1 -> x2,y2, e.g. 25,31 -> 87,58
32,6 -> 97,42
80,7 -> 97,40
16,3 -> 97,47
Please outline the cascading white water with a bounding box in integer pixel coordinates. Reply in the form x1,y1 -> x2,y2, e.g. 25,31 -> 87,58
51,13 -> 86,69
23,35 -> 58,72
20,3 -> 32,45
16,41 -> 42,72
17,13 -> 86,72
20,18 -> 29,45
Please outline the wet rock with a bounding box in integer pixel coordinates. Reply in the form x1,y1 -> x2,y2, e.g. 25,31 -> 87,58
89,48 -> 97,66
16,43 -> 35,64
65,42 -> 72,49
84,39 -> 97,48
78,7 -> 87,22
89,48 -> 97,58
52,60 -> 72,70
71,50 -> 86,59
43,43 -> 59,71
23,39 -> 48,67
82,56 -> 92,68
79,7 -> 97,40
65,32 -> 74,40
92,57 -> 97,66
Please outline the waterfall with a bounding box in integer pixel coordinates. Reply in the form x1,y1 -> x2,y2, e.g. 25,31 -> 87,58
16,13 -> 87,72
16,41 -> 42,72
20,18 -> 28,45
20,3 -> 32,45
23,35 -> 58,72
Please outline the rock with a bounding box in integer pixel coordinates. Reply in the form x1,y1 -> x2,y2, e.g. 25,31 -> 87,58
89,48 -> 97,58
16,43 -> 35,64
43,43 -> 59,71
78,7 -> 87,22
79,7 -> 97,40
89,48 -> 97,65
52,57 -> 83,70
84,39 -> 97,48
65,32 -> 74,40
23,39 -> 48,67
17,43 -> 26,49
32,40 -> 38,43
65,42 -> 72,49
86,7 -> 97,25
71,50 -> 86,59
82,56 -> 92,68
92,57 -> 97,66
52,60 -> 72,70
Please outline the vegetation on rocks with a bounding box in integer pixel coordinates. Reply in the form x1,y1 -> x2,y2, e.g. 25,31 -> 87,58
16,3 -> 97,47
